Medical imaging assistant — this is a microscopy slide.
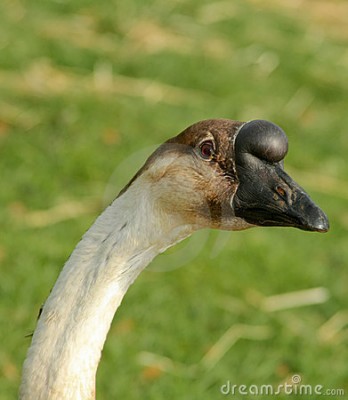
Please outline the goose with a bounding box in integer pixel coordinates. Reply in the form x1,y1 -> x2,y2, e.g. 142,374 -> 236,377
19,119 -> 329,399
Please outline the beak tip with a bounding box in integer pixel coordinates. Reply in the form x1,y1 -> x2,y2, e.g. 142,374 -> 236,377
313,219 -> 330,233
311,224 -> 329,233
305,210 -> 330,233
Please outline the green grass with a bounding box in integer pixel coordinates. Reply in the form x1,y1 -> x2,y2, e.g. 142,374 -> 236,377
1,0 -> 348,398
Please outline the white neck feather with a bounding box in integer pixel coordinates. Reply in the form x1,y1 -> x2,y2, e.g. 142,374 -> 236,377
19,178 -> 195,400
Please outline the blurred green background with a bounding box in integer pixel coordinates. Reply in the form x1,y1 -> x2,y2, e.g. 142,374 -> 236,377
1,0 -> 348,398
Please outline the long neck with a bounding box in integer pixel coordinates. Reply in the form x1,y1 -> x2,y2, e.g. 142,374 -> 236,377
20,183 -> 194,400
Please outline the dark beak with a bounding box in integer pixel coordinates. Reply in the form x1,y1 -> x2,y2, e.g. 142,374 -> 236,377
233,163 -> 329,233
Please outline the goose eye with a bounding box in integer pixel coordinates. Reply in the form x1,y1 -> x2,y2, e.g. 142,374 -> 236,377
199,141 -> 215,160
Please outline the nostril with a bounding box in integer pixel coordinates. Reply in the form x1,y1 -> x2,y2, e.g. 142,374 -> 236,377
275,185 -> 287,200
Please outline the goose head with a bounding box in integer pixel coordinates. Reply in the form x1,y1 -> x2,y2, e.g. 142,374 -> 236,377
122,119 -> 329,233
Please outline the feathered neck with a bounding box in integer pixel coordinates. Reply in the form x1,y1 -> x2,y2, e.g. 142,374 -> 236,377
20,178 -> 194,400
